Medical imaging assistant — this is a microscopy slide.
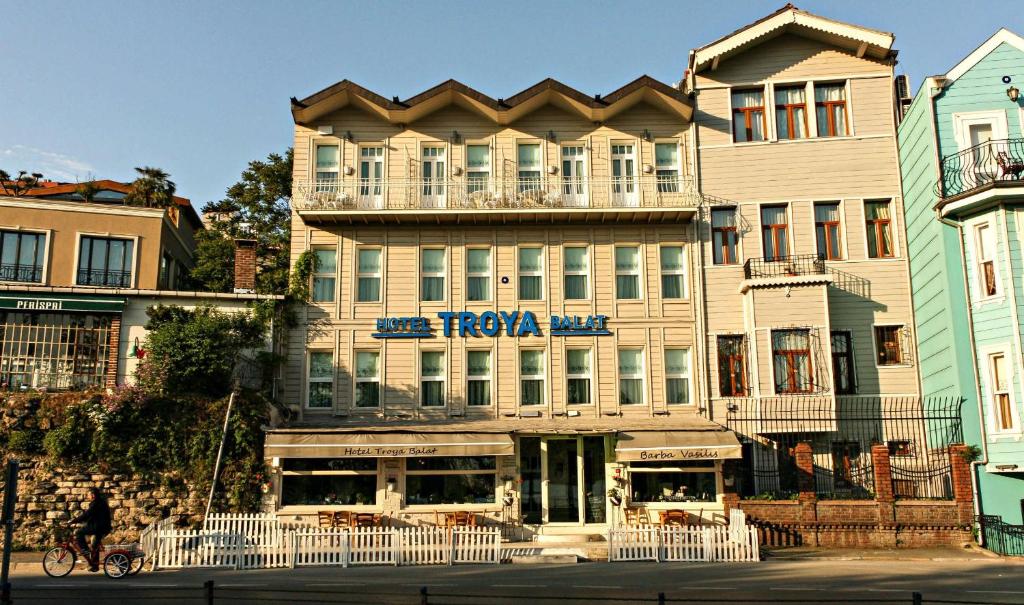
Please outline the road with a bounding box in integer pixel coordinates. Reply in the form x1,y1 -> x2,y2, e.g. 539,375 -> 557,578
10,557 -> 1024,604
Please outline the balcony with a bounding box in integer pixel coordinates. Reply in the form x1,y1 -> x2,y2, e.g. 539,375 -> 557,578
937,138 -> 1024,202
0,264 -> 43,284
76,268 -> 132,288
292,176 -> 701,225
743,254 -> 826,280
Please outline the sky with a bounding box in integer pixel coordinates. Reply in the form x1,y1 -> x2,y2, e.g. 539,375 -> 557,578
2,0 -> 1023,209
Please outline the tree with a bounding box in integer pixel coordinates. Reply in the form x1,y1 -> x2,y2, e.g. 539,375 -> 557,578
0,170 -> 44,195
75,180 -> 100,202
190,228 -> 237,293
193,149 -> 292,294
124,166 -> 176,208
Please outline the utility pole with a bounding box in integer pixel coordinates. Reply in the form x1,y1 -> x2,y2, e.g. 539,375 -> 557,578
1,460 -> 20,605
205,390 -> 236,520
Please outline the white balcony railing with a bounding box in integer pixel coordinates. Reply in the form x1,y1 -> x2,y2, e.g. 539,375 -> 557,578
292,175 -> 700,212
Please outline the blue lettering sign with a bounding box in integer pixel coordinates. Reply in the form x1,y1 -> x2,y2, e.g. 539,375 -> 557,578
549,314 -> 610,336
374,311 -> 611,338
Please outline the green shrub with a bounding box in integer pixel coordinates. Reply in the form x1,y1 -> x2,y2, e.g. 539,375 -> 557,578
41,405 -> 94,461
6,430 -> 43,454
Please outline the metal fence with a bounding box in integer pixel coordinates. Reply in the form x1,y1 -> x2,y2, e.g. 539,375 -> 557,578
743,254 -> 826,279
937,137 -> 1024,199
978,514 -> 1024,556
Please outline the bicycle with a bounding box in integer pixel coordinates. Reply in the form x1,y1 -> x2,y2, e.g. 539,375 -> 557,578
42,527 -> 145,579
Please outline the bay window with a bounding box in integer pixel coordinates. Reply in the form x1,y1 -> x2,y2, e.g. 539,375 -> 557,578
420,248 -> 445,302
281,458 -> 377,507
865,200 -> 894,259
775,85 -> 808,140
659,245 -> 685,299
732,89 -> 766,142
518,247 -> 543,300
466,248 -> 491,302
354,351 -> 381,408
311,247 -> 337,303
519,350 -> 545,406
814,202 -> 842,260
566,348 -> 592,405
761,205 -> 789,261
615,245 -> 641,300
629,461 -> 717,503
618,348 -> 644,405
0,230 -> 45,283
711,208 -> 739,265
772,329 -> 813,394
405,457 -> 497,505
815,83 -> 849,137
466,350 -> 491,406
665,348 -> 691,405
356,248 -> 381,302
563,246 -> 589,300
307,351 -> 334,409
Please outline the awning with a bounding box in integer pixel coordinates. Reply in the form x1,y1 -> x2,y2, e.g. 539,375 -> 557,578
0,293 -> 125,313
615,430 -> 742,462
265,432 -> 515,458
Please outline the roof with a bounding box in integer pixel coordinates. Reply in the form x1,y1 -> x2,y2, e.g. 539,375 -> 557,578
945,28 -> 1024,83
268,414 -> 731,434
290,75 -> 691,125
688,4 -> 896,76
19,179 -> 202,228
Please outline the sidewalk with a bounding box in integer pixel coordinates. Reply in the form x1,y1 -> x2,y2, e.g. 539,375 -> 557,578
765,545 -> 1009,562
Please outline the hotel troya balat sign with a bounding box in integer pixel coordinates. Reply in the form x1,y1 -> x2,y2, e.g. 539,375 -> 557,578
372,310 -> 610,339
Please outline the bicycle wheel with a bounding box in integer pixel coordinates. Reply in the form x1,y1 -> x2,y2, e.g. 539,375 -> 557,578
128,553 -> 145,575
102,552 -> 131,579
42,547 -> 76,577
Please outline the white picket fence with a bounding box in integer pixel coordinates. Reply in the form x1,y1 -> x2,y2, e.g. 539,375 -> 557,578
153,530 -> 243,569
204,513 -> 290,569
609,520 -> 760,563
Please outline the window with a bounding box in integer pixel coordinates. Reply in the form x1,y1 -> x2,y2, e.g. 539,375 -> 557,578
354,351 -> 380,408
566,348 -> 591,405
159,252 -> 173,289
717,335 -> 747,396
831,331 -> 856,395
865,201 -> 894,259
874,325 -> 903,366
467,350 -> 491,406
518,143 -> 541,192
665,348 -> 691,405
0,230 -> 45,284
311,248 -> 337,303
307,351 -> 334,409
280,458 -> 377,507
761,205 -> 789,261
315,144 -> 340,183
77,235 -> 134,287
561,146 -> 586,204
618,348 -> 644,405
405,457 -> 497,505
563,246 -> 589,299
989,352 -> 1016,431
518,247 -> 543,301
420,248 -> 445,302
420,351 -> 445,407
655,142 -> 680,192
660,245 -> 685,299
629,461 -> 717,503
974,223 -> 999,297
519,350 -> 545,406
732,89 -> 766,142
466,248 -> 491,302
356,248 -> 381,302
358,147 -> 384,200
615,246 -> 641,300
466,145 -> 490,193
711,208 -> 739,265
814,202 -> 842,260
772,329 -> 813,394
775,85 -> 808,140
815,83 -> 849,137
421,146 -> 446,202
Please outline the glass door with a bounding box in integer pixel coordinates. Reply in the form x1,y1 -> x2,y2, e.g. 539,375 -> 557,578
545,439 -> 580,523
582,436 -> 607,524
561,146 -> 587,207
421,146 -> 446,208
519,436 -> 607,526
358,147 -> 384,209
520,437 -> 542,524
611,144 -> 637,207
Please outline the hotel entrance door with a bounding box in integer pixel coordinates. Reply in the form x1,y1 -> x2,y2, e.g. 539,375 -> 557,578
519,436 -> 607,525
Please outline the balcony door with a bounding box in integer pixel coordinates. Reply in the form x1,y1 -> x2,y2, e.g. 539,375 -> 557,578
610,144 -> 637,207
561,145 -> 587,207
358,147 -> 384,209
421,146 -> 446,208
953,111 -> 1009,189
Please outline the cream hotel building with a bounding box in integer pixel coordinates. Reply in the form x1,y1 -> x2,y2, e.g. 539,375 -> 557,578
266,6 -> 935,532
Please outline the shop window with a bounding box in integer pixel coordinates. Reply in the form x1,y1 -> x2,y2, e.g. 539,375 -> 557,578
772,329 -> 813,394
77,235 -> 134,287
814,83 -> 849,137
405,456 -> 497,505
356,248 -> 381,302
865,200 -> 894,259
814,202 -> 842,260
466,350 -> 491,406
307,351 -> 334,409
520,350 -> 545,406
311,247 -> 337,303
0,230 -> 45,284
874,325 -> 904,366
655,142 -> 680,192
761,205 -> 789,261
660,245 -> 685,299
563,246 -> 589,300
466,248 -> 491,302
354,351 -> 380,408
732,88 -> 766,143
420,350 -> 445,407
280,458 -> 377,507
518,247 -> 543,301
0,312 -> 111,390
618,348 -> 644,405
711,208 -> 739,265
831,331 -> 856,394
665,348 -> 691,405
717,335 -> 747,396
629,461 -> 717,503
566,348 -> 591,405
615,245 -> 641,300
775,84 -> 808,140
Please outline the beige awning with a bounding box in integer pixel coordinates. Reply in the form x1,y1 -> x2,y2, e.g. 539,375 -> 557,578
265,431 -> 514,458
615,430 -> 742,462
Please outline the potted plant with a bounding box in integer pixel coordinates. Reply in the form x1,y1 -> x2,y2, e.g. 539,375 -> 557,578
607,488 -> 623,507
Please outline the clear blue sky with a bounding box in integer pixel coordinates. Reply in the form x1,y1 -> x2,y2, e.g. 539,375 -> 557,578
2,0 -> 1022,209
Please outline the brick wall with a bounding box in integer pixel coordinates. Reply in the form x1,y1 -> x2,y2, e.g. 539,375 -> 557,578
104,315 -> 121,388
233,239 -> 257,293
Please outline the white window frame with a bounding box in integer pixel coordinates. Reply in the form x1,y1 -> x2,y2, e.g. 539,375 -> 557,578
664,347 -> 692,405
563,245 -> 590,300
983,346 -> 1021,434
615,244 -> 642,300
73,232 -> 139,289
618,347 -> 645,405
311,246 -> 337,304
517,142 -> 542,189
419,350 -> 446,408
968,218 -> 1002,302
465,143 -> 492,194
952,110 -> 1009,152
519,349 -> 546,407
354,350 -> 381,408
314,141 -> 340,183
466,349 -> 492,407
517,245 -> 545,301
465,246 -> 492,302
355,247 -> 382,303
565,347 -> 592,406
659,244 -> 687,300
306,350 -> 334,410
654,140 -> 681,192
420,247 -> 446,303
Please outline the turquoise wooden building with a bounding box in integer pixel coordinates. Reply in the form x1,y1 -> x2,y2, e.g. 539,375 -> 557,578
900,29 -> 1024,525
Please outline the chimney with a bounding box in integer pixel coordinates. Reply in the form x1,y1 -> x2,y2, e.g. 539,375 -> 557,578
233,239 -> 257,293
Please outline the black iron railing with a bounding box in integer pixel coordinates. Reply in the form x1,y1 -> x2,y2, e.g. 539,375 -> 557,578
0,263 -> 43,283
978,514 -> 1024,556
76,268 -> 132,288
937,137 -> 1024,199
743,254 -> 826,279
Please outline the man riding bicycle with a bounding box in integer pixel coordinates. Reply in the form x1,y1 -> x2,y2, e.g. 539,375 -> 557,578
71,488 -> 112,572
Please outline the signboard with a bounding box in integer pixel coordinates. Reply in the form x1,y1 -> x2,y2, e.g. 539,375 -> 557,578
0,294 -> 125,313
373,310 -> 609,339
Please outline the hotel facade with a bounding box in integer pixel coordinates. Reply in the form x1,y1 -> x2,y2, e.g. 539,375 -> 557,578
268,6 -> 960,532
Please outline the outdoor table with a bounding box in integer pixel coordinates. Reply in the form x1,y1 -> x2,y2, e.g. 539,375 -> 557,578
659,510 -> 687,526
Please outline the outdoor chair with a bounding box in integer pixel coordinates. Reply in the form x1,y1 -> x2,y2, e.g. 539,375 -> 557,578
332,511 -> 352,528
317,511 -> 334,528
997,151 -> 1024,180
